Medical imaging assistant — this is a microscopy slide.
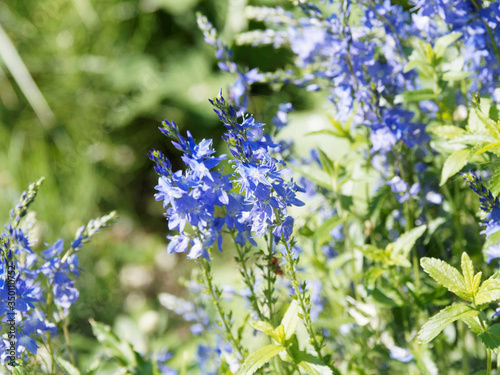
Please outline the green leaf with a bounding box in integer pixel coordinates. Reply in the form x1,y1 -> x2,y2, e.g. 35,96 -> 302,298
434,32 -> 462,59
298,361 -> 334,375
461,252 -> 477,296
489,169 -> 500,196
312,216 -> 344,244
474,141 -> 500,155
365,267 -> 385,289
475,278 -> 500,305
390,225 -> 427,267
236,345 -> 286,375
440,148 -> 469,186
56,357 -> 82,375
12,367 -> 30,375
418,304 -> 479,344
462,315 -> 485,335
479,324 -> 500,354
318,149 -> 335,177
420,257 -> 471,301
442,71 -> 470,81
293,166 -> 332,190
403,59 -> 429,73
251,321 -> 275,337
468,98 -> 492,132
401,89 -> 437,102
90,319 -> 137,367
473,105 -> 500,140
282,300 -> 300,340
429,125 -> 465,140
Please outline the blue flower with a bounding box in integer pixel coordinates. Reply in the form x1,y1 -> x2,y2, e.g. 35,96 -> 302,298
389,345 -> 414,363
485,244 -> 500,264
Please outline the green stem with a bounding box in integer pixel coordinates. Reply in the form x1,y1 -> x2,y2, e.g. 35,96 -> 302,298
281,239 -> 330,368
200,259 -> 245,358
459,321 -> 470,375
231,233 -> 267,322
62,317 -> 76,367
265,234 -> 276,325
488,348 -> 492,375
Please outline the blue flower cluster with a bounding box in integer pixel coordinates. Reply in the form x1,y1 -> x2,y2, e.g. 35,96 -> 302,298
413,0 -> 500,95
0,180 -> 116,363
150,92 -> 304,261
462,170 -> 500,262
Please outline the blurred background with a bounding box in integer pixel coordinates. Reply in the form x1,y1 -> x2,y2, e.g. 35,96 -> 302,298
0,0 -> 317,369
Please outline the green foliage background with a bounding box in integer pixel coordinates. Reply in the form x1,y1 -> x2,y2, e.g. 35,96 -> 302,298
0,0 -> 297,368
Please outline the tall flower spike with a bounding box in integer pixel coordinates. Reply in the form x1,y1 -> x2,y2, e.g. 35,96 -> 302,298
462,170 -> 500,239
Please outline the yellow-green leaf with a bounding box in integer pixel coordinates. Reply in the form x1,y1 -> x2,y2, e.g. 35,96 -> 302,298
474,142 -> 500,155
461,252 -> 477,296
282,300 -> 300,340
429,125 -> 465,140
434,32 -> 462,59
418,304 -> 478,344
390,225 -> 427,267
440,148 -> 470,186
442,71 -> 470,81
462,315 -> 485,335
298,361 -> 334,375
420,257 -> 472,301
251,321 -> 275,337
475,278 -> 500,305
236,345 -> 286,375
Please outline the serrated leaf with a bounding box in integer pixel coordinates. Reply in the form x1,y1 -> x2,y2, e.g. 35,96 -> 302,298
451,132 -> 497,146
434,32 -> 462,58
472,272 -> 482,295
468,98 -> 492,132
479,324 -> 500,354
390,225 -> 427,267
473,106 -> 500,140
298,361 -> 334,375
475,278 -> 500,305
56,357 -> 81,375
429,125 -> 465,140
440,148 -> 469,186
490,169 -> 500,197
282,300 -> 300,340
236,345 -> 286,375
420,257 -> 472,301
442,71 -> 470,81
461,252 -> 476,296
462,315 -> 485,335
474,141 -> 500,155
418,304 -> 478,344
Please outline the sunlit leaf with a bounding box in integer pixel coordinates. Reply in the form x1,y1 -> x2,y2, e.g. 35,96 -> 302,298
420,257 -> 471,301
418,304 -> 478,344
236,345 -> 286,375
440,148 -> 469,186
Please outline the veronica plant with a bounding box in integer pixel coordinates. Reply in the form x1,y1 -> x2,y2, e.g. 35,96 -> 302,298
0,178 -> 116,373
